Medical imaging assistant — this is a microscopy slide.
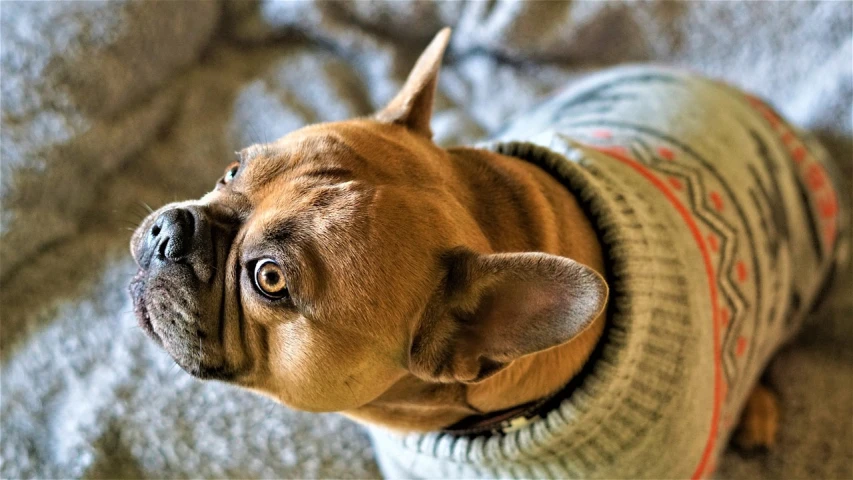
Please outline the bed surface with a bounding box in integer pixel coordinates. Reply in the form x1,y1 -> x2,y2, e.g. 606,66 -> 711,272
2,2 -> 851,478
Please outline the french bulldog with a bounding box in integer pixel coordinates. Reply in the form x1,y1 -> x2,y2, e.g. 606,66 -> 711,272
130,28 -> 845,478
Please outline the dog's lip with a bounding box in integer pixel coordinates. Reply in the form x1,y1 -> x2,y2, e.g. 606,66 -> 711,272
186,363 -> 238,381
129,271 -> 162,345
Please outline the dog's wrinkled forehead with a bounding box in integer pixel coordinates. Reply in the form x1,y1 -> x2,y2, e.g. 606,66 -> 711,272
235,123 -> 445,195
238,134 -> 360,191
230,133 -> 373,233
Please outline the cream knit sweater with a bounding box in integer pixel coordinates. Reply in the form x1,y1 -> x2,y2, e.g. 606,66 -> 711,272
367,67 -> 845,479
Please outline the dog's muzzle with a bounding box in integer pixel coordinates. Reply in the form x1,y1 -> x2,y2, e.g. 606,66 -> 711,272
129,204 -> 233,380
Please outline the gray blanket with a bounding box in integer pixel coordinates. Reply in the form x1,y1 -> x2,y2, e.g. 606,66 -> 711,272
2,1 -> 850,478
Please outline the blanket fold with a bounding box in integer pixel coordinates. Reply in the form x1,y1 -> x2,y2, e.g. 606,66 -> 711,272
1,1 -> 850,478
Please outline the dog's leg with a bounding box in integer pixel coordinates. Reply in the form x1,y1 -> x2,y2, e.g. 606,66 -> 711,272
732,383 -> 780,450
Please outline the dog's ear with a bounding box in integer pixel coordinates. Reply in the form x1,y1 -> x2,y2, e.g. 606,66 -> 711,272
374,27 -> 451,138
410,248 -> 608,384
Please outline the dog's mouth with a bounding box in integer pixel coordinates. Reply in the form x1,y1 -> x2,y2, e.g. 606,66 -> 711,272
129,271 -> 237,380
127,249 -> 243,381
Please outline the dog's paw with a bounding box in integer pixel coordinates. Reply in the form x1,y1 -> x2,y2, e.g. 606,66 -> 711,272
732,384 -> 779,452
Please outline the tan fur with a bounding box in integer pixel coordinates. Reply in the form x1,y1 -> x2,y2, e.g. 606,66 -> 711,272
341,147 -> 607,430
131,28 -> 608,433
733,384 -> 780,450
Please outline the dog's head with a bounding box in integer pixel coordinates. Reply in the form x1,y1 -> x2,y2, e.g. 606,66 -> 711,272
129,29 -> 607,425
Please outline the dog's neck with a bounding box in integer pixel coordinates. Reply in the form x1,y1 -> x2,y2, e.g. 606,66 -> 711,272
446,147 -> 608,412
346,147 -> 607,431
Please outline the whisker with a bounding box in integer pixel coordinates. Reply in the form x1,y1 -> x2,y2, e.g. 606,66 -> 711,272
129,203 -> 151,218
121,213 -> 147,226
246,120 -> 261,146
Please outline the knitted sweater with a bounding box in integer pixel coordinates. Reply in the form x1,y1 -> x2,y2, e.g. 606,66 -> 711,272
366,67 -> 847,479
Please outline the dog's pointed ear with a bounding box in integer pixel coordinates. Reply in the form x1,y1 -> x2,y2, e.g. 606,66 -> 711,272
409,249 -> 609,384
374,27 -> 451,138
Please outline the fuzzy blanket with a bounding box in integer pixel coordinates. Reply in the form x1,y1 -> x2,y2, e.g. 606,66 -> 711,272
2,1 -> 851,478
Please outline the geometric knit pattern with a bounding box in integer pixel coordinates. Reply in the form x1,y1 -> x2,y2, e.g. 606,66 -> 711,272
368,67 -> 846,479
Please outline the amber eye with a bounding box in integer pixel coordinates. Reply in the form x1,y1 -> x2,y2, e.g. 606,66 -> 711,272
253,259 -> 288,299
222,163 -> 240,184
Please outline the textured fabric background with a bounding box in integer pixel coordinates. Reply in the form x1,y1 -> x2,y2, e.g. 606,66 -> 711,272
1,1 -> 850,478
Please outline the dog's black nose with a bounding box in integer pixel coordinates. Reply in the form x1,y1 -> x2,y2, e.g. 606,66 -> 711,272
148,207 -> 196,263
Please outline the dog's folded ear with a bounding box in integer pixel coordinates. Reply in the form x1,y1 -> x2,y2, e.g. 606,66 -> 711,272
409,248 -> 609,384
374,27 -> 451,138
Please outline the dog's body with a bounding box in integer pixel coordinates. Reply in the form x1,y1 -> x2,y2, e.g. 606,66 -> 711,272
129,30 -> 846,478
367,65 -> 846,479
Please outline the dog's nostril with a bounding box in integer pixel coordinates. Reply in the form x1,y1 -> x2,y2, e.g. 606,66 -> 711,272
157,236 -> 170,257
146,207 -> 197,263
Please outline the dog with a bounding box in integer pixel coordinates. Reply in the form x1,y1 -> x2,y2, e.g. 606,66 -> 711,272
129,28 -> 846,478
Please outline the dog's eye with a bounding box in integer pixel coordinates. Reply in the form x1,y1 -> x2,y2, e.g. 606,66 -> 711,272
253,259 -> 288,299
220,162 -> 240,185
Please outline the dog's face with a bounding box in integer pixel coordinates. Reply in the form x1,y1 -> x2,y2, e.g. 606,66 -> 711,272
131,119 -> 469,411
129,29 -> 607,424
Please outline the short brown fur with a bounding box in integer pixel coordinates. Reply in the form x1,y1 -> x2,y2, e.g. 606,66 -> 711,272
130,28 -> 777,444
